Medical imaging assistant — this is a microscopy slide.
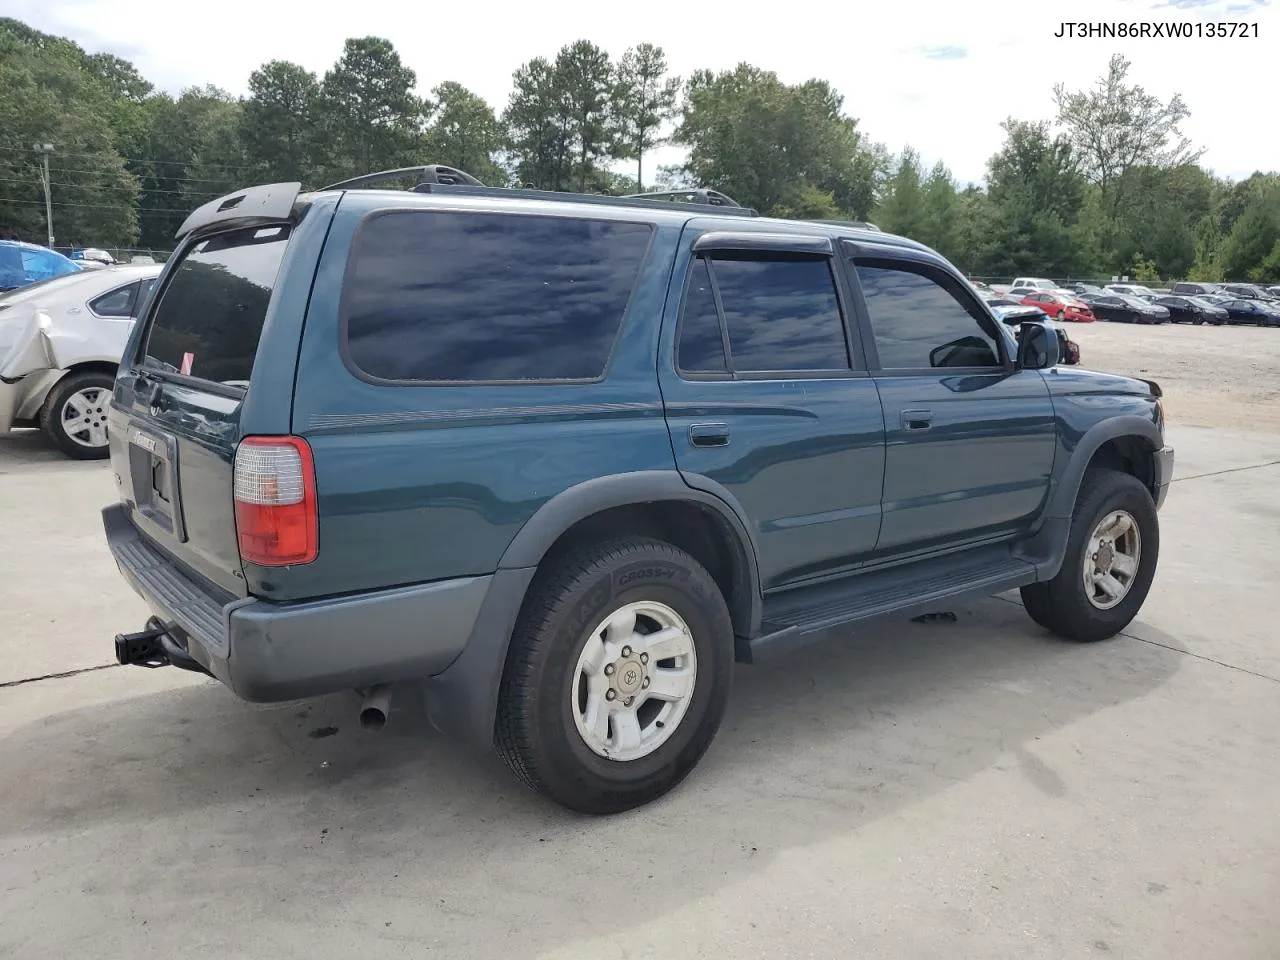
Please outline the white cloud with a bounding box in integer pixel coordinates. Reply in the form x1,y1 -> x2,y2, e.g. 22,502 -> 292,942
9,0 -> 1277,187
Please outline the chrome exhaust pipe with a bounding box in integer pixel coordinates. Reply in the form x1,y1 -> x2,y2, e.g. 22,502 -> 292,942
359,683 -> 393,731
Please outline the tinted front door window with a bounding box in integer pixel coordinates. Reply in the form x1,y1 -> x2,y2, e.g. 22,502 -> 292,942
856,262 -> 1001,370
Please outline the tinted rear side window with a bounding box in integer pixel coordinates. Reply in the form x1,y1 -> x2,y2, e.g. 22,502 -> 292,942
344,211 -> 652,383
143,224 -> 291,385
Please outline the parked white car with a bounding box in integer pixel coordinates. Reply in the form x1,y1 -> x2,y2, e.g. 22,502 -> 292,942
1010,276 -> 1057,291
0,263 -> 162,459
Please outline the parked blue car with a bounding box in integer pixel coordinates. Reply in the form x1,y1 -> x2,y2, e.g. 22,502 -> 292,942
0,240 -> 80,292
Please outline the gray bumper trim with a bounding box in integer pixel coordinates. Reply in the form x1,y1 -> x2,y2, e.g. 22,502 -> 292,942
1153,445 -> 1174,510
103,503 -> 490,702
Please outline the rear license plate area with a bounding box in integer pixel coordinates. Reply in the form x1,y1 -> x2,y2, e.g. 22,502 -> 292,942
127,425 -> 186,541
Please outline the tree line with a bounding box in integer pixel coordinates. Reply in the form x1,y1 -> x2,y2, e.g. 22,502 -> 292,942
1,17 -> 1277,283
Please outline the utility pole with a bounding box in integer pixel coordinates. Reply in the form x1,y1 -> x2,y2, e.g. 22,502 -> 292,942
33,143 -> 55,249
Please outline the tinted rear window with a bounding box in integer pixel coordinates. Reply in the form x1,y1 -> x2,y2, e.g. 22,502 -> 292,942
142,224 -> 291,385
343,210 -> 652,382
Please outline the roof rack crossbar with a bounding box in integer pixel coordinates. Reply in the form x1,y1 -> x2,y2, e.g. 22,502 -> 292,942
408,183 -> 759,217
320,164 -> 486,192
802,219 -> 882,232
620,188 -> 745,209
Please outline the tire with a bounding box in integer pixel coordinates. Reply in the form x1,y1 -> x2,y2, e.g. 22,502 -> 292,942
1019,468 -> 1159,642
496,536 -> 734,814
40,371 -> 115,460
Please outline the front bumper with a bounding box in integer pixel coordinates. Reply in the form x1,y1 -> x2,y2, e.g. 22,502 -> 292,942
0,370 -> 60,433
103,503 -> 491,701
0,377 -> 20,433
1153,445 -> 1175,510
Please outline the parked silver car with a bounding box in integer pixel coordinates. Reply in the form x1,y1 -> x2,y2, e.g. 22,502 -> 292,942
0,263 -> 162,458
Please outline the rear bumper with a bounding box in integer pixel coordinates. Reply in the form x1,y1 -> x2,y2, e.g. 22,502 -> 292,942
1153,445 -> 1174,510
102,503 -> 491,701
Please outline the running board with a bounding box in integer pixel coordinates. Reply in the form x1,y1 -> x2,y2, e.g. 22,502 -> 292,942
748,547 -> 1038,662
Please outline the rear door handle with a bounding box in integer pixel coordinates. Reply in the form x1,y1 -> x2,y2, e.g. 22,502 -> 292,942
689,422 -> 730,447
900,409 -> 933,431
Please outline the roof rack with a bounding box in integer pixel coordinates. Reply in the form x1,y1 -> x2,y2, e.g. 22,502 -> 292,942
320,165 -> 486,191
316,164 -> 760,217
803,219 -> 882,232
619,188 -> 744,208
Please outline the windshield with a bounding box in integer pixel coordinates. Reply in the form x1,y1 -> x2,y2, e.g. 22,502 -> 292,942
1118,295 -> 1153,308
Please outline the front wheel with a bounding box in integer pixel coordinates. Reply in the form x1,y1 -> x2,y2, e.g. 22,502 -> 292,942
1020,468 -> 1160,642
40,371 -> 115,460
496,536 -> 734,814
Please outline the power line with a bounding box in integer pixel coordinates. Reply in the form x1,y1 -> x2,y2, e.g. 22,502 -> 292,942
0,155 -> 258,186
1,197 -> 193,215
0,148 -> 265,174
0,176 -> 222,198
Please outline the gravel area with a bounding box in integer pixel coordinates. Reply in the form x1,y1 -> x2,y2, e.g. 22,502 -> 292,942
1069,320 -> 1280,433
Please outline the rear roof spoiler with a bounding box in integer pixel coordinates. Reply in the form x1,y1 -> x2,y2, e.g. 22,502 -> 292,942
175,182 -> 302,240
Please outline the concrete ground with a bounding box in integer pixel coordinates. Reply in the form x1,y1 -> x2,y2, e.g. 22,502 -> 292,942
2,419 -> 1280,959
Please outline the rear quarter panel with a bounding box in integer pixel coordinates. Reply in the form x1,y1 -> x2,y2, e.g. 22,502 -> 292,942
280,199 -> 684,602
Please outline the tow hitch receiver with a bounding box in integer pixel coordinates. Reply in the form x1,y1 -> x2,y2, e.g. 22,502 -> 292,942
114,621 -> 170,668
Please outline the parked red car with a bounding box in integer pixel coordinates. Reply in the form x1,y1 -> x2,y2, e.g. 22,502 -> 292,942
1019,291 -> 1095,322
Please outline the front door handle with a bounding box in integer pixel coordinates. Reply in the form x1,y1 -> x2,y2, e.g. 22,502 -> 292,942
900,409 -> 933,431
689,422 -> 730,447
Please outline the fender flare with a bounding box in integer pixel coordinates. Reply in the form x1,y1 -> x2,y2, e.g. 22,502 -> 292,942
1016,415 -> 1164,580
499,469 -> 763,634
1046,415 -> 1163,520
425,470 -> 763,750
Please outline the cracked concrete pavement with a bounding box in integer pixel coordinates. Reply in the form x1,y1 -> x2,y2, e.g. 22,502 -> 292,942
1,423 -> 1279,960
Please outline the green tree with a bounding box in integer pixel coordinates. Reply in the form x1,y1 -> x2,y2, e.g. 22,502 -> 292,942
921,162 -> 962,262
318,37 -> 424,181
242,60 -> 320,184
504,56 -> 573,190
553,40 -> 615,192
0,25 -> 140,245
672,64 -> 880,218
613,43 -> 680,192
1218,182 -> 1280,281
130,87 -> 248,247
977,119 -> 1087,277
1105,163 -> 1214,277
422,81 -> 508,186
1053,53 -> 1201,216
876,148 -> 928,239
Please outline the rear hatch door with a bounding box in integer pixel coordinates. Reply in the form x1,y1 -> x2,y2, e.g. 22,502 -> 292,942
108,222 -> 298,598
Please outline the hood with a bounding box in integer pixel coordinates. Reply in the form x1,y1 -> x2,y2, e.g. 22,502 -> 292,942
1042,364 -> 1159,398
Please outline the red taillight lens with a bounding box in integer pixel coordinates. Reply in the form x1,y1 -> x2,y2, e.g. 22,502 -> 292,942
233,436 -> 318,566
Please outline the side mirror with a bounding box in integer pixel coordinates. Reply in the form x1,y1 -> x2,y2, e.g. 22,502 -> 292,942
1016,322 -> 1059,370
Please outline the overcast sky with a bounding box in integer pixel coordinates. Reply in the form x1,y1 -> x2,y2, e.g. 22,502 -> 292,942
10,0 -> 1277,187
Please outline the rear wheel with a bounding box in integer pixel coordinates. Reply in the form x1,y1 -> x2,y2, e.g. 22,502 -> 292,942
1020,468 -> 1159,642
496,536 -> 734,814
40,371 -> 114,460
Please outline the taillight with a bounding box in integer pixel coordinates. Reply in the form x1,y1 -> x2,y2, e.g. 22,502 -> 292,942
233,436 -> 318,566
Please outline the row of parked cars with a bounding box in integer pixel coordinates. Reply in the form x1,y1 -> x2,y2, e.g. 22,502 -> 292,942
982,276 -> 1280,327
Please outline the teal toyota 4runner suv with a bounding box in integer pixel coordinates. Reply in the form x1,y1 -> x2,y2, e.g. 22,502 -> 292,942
105,166 -> 1173,814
